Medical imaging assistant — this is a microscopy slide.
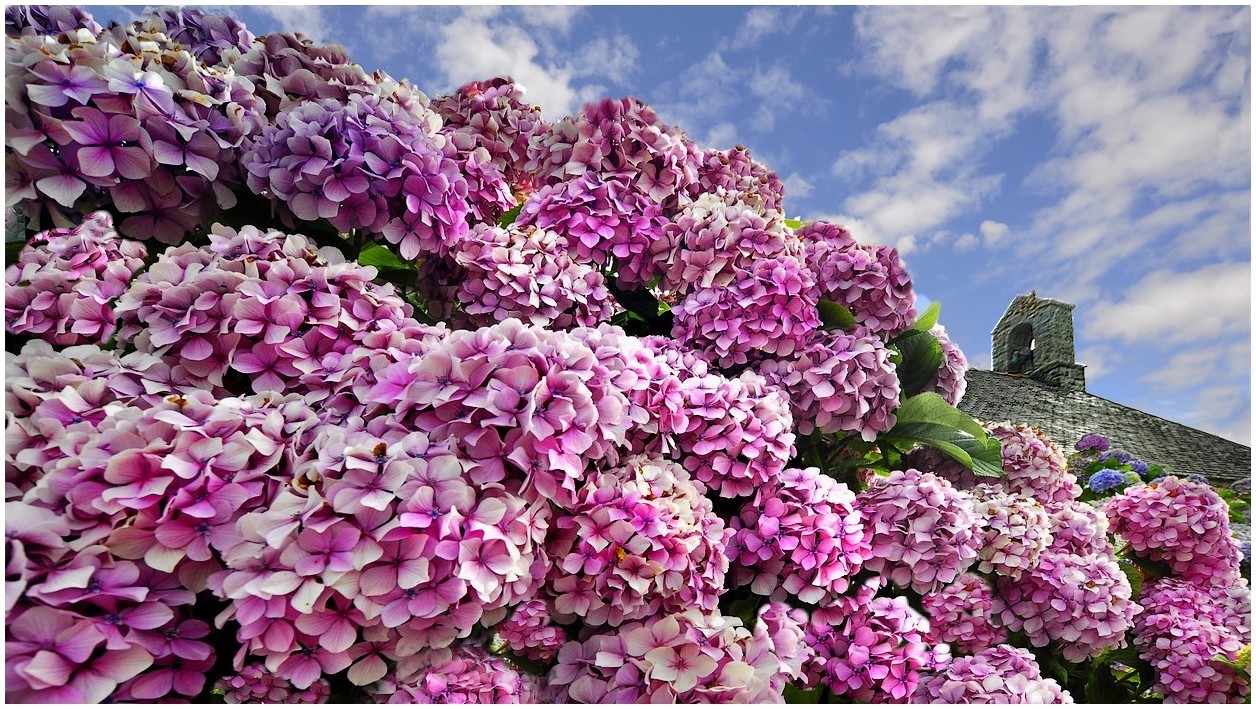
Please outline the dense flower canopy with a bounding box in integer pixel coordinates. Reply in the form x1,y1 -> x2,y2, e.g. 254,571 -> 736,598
4,5 -> 1250,706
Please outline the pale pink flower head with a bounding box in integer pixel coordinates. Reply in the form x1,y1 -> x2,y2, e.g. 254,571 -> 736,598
802,221 -> 916,339
921,573 -> 1008,654
987,421 -> 1080,503
913,644 -> 1073,703
969,484 -> 1053,579
804,595 -> 933,702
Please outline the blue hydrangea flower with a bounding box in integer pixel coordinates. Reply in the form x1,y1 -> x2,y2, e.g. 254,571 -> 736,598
1185,474 -> 1211,486
1239,540 -> 1250,563
1129,459 -> 1150,475
1075,433 -> 1111,453
1088,469 -> 1126,494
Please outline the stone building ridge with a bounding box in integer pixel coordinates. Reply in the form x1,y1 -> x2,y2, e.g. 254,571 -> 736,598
960,293 -> 1251,483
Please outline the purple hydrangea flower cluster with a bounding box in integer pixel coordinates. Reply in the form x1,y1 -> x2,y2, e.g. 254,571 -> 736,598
801,220 -> 917,339
759,328 -> 901,440
987,421 -> 1081,503
449,224 -> 615,330
496,599 -> 567,662
969,484 -> 1053,579
662,190 -> 801,296
727,467 -> 871,605
371,641 -> 549,703
672,255 -> 821,367
545,455 -> 729,627
1074,433 -> 1110,452
672,370 -> 796,498
527,97 -> 697,213
6,4 -> 103,36
924,324 -> 969,405
804,595 -> 934,702
921,573 -> 1009,654
858,469 -> 983,594
1135,578 -> 1250,703
137,7 -> 255,66
994,550 -> 1141,662
690,145 -> 786,213
7,21 -> 265,241
1045,499 -> 1114,556
517,171 -> 668,287
215,663 -> 331,704
1105,476 -> 1242,584
548,607 -> 806,702
242,94 -> 470,259
913,644 -> 1073,703
5,211 -> 146,345
431,77 -> 549,190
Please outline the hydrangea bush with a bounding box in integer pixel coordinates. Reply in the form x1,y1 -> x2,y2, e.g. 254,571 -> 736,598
5,6 -> 1251,705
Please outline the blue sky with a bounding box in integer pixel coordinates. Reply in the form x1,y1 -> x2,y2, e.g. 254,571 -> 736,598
83,5 -> 1252,444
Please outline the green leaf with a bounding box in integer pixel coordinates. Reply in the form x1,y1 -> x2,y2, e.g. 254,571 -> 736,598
817,300 -> 857,330
783,683 -> 823,703
1085,662 -> 1133,703
1118,558 -> 1144,598
357,243 -> 407,269
885,393 -> 1004,477
498,204 -> 523,227
5,238 -> 26,266
892,329 -> 945,397
784,217 -> 806,230
911,300 -> 941,331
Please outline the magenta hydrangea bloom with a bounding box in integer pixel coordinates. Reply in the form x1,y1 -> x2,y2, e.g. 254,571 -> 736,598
7,22 -> 265,241
728,467 -> 871,606
689,145 -> 785,213
1105,476 -> 1242,584
546,455 -> 729,627
431,76 -> 549,189
215,663 -> 331,703
672,370 -> 796,498
804,595 -> 933,702
759,328 -> 900,440
913,644 -> 1072,703
242,93 -> 469,259
858,469 -> 983,594
923,324 -> 968,406
994,550 -> 1140,662
661,190 -> 801,296
496,600 -> 567,663
921,573 -> 1008,654
365,319 -> 630,505
527,96 -> 697,213
672,255 -> 820,368
987,421 -> 1081,503
371,641 -> 549,703
801,221 -> 916,339
549,607 -> 804,703
6,212 -> 147,345
969,484 -> 1053,579
1045,499 -> 1114,556
517,171 -> 669,287
1134,580 -> 1250,704
449,224 -> 615,330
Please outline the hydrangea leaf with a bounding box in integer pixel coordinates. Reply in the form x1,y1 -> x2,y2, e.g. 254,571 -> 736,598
892,329 -> 944,397
817,300 -> 857,330
357,244 -> 407,269
498,204 -> 523,227
783,683 -> 824,703
1117,558 -> 1144,598
910,300 -> 941,332
783,217 -> 806,230
885,393 -> 1004,477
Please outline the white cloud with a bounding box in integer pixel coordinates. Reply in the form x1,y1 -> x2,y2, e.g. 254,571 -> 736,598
1076,346 -> 1114,380
1084,262 -> 1250,344
724,7 -> 804,50
434,8 -> 641,118
979,220 -> 1009,246
254,6 -> 332,44
516,6 -> 582,33
954,233 -> 979,250
782,173 -> 814,201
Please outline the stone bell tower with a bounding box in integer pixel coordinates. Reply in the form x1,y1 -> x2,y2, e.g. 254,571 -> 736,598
991,292 -> 1086,392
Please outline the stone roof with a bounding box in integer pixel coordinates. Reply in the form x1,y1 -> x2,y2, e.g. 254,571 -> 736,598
959,369 -> 1252,483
